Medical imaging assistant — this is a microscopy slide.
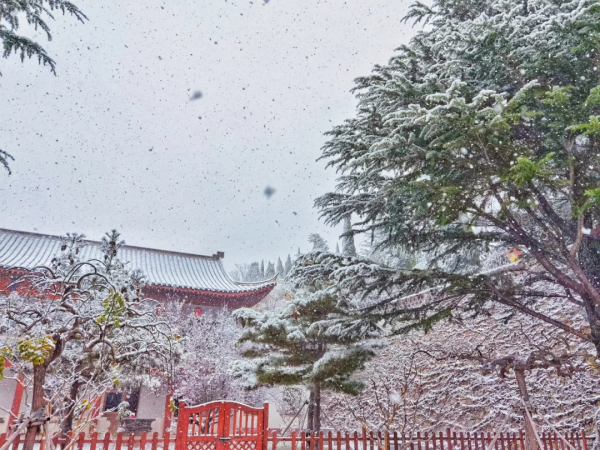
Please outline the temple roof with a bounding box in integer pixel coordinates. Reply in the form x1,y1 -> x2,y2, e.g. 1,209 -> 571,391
0,228 -> 276,294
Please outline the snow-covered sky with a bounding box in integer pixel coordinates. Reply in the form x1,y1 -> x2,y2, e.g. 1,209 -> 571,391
0,0 -> 415,269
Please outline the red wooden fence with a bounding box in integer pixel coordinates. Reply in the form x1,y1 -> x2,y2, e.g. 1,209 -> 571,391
0,429 -> 590,450
265,429 -> 590,450
0,432 -> 175,450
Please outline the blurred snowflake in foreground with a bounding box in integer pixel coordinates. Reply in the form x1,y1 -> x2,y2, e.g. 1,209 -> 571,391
264,186 -> 276,199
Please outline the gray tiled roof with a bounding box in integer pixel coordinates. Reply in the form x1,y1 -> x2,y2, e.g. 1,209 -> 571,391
0,229 -> 276,293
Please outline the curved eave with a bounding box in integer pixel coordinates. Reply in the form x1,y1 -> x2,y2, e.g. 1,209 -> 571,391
142,283 -> 276,308
148,279 -> 277,295
231,274 -> 278,289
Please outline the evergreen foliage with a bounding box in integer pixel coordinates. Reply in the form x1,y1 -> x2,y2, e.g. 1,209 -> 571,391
284,254 -> 293,275
315,0 -> 600,354
0,147 -> 13,174
308,234 -> 329,252
231,243 -> 381,430
247,262 -> 262,282
265,261 -> 276,278
0,0 -> 87,75
277,257 -> 285,276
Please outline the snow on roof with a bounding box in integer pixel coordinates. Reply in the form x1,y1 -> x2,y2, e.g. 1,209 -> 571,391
0,228 -> 276,294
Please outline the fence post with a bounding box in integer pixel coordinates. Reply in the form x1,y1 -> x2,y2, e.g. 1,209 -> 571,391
89,432 -> 98,450
262,403 -> 270,450
103,430 -> 111,450
581,431 -> 587,450
269,430 -> 277,450
165,431 -> 171,450
151,432 -> 159,450
175,402 -> 185,450
116,432 -> 123,450
127,433 -> 135,450
77,432 -> 85,450
140,432 -> 147,450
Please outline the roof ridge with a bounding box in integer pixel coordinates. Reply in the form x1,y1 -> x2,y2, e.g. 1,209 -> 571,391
0,228 -> 218,261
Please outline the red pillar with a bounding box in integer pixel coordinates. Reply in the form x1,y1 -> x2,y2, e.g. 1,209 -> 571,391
163,389 -> 173,436
7,363 -> 25,430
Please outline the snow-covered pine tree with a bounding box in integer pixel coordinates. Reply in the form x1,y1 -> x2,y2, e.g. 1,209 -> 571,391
260,260 -> 265,279
336,243 -> 340,254
284,254 -> 293,275
276,257 -> 285,276
247,262 -> 262,281
231,240 -> 381,432
265,261 -> 276,278
308,234 -> 329,252
314,0 -> 600,355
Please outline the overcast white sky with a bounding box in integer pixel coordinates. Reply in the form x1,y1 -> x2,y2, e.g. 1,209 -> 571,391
0,0 -> 416,270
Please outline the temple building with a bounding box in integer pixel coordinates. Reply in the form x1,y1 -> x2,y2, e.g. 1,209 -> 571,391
0,228 -> 278,436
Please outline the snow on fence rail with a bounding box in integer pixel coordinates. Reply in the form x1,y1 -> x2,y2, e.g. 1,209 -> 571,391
0,432 -> 176,450
266,429 -> 589,450
0,429 -> 589,450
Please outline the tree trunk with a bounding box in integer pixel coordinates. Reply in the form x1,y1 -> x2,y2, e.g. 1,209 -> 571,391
578,226 -> 600,355
307,389 -> 315,431
23,364 -> 48,450
514,368 -> 538,450
580,291 -> 600,355
572,158 -> 600,354
313,384 -> 321,433
61,379 -> 82,436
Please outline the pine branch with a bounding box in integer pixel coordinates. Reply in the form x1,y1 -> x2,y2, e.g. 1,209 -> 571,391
0,28 -> 56,74
0,147 -> 14,174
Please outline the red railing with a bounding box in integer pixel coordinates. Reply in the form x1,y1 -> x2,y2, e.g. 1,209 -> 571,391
0,429 -> 590,450
0,432 -> 175,450
266,429 -> 590,450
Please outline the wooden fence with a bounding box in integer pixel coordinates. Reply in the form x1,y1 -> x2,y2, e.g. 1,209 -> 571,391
0,432 -> 175,450
0,429 -> 590,450
265,429 -> 590,450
